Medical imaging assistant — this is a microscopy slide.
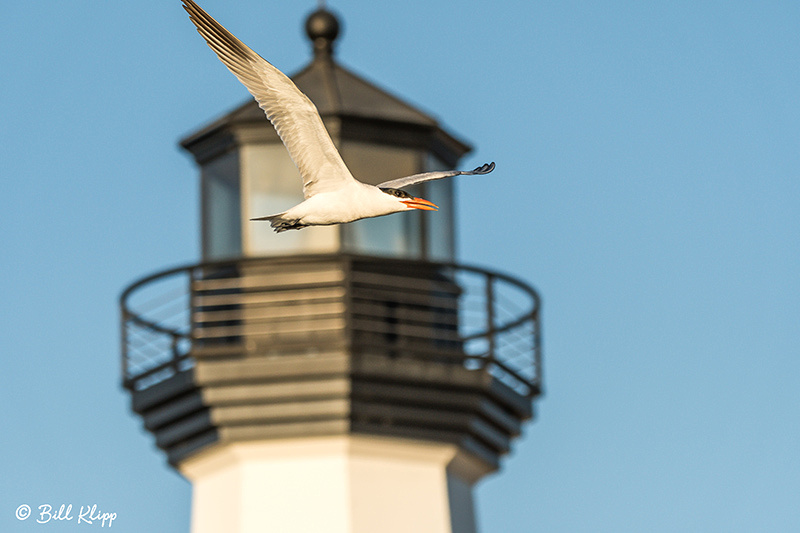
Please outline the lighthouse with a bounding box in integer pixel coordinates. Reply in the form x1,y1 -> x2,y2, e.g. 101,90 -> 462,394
120,6 -> 541,533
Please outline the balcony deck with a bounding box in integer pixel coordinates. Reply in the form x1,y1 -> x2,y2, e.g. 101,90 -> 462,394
121,254 -> 541,466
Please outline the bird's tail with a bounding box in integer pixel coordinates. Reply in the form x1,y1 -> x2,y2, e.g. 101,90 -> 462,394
251,213 -> 308,233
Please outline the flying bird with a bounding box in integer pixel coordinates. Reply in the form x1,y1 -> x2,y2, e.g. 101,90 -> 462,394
182,0 -> 495,232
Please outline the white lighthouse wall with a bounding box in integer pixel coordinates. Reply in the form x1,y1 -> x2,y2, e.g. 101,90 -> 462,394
179,435 -> 490,533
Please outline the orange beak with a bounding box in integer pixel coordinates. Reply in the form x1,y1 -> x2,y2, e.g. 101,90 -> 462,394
401,197 -> 439,211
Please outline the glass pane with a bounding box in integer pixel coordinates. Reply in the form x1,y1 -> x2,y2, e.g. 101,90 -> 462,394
243,144 -> 339,255
344,209 -> 420,257
424,154 -> 455,262
340,142 -> 422,258
202,151 -> 241,260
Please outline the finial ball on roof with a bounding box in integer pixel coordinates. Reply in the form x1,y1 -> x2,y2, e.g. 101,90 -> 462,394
305,8 -> 340,57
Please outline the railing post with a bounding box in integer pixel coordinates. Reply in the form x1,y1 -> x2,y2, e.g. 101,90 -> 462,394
342,255 -> 355,357
486,273 -> 495,363
533,302 -> 542,396
188,266 -> 196,354
171,334 -> 180,373
120,309 -> 129,388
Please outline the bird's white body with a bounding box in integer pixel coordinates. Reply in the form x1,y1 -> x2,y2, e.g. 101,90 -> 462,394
281,182 -> 410,226
182,0 -> 494,232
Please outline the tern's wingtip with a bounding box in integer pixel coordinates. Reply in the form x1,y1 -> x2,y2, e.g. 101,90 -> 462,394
470,162 -> 495,175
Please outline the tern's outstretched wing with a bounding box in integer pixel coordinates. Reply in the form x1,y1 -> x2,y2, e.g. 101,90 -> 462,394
182,0 -> 355,199
376,162 -> 496,190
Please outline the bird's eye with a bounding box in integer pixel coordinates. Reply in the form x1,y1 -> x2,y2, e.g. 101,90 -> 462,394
381,188 -> 408,198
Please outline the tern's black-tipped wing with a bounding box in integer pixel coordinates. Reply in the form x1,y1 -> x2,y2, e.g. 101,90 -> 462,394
376,162 -> 495,190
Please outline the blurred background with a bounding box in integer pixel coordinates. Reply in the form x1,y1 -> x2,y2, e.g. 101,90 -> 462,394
1,1 -> 798,531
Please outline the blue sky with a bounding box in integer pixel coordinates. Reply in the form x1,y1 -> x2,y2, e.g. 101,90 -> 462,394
1,1 -> 798,531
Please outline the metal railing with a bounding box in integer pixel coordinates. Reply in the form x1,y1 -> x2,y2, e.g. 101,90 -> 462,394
120,254 -> 542,397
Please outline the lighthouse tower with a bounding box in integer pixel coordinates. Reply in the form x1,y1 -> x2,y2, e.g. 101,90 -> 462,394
121,7 -> 541,533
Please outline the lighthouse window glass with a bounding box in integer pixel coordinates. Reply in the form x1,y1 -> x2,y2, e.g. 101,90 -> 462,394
424,155 -> 455,262
339,142 -> 423,259
343,210 -> 421,258
202,151 -> 241,260
243,144 -> 339,255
